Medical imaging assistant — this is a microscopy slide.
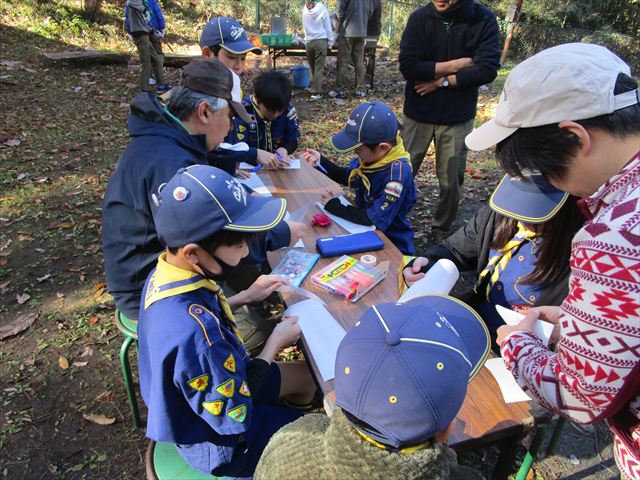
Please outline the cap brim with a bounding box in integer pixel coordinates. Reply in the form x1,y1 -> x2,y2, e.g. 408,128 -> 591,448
220,42 -> 262,55
465,118 -> 518,151
331,130 -> 361,153
225,195 -> 287,232
490,174 -> 569,223
404,294 -> 490,381
230,100 -> 252,123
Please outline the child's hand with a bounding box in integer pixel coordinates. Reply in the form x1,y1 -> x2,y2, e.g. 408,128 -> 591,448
243,274 -> 286,303
403,257 -> 429,285
303,148 -> 321,167
271,315 -> 301,348
275,147 -> 291,167
285,220 -> 310,246
235,169 -> 251,179
320,187 -> 342,206
257,149 -> 280,170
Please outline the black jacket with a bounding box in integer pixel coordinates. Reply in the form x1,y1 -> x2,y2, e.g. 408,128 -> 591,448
399,0 -> 500,125
418,206 -> 570,309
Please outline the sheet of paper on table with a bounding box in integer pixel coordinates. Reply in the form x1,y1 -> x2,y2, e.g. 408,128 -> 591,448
282,299 -> 346,382
485,358 -> 531,403
238,173 -> 272,196
239,158 -> 301,170
496,305 -> 554,346
398,259 -> 460,302
315,196 -> 376,235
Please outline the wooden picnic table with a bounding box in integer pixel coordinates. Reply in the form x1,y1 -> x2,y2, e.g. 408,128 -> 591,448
260,160 -> 549,478
265,38 -> 382,86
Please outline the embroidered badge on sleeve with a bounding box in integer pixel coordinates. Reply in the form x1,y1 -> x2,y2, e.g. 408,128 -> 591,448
187,374 -> 209,392
202,400 -> 224,416
227,404 -> 248,423
216,378 -> 235,397
384,181 -> 403,198
239,380 -> 251,397
223,353 -> 236,373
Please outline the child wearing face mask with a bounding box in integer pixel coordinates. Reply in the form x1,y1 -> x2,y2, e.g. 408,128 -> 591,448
138,164 -> 316,478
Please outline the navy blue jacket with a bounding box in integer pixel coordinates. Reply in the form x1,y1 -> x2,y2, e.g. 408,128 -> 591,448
102,93 -> 290,319
399,0 -> 500,125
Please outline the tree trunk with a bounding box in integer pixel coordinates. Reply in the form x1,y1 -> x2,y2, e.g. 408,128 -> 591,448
500,0 -> 523,65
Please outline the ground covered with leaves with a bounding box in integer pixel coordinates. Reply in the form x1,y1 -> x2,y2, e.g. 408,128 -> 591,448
0,1 -> 619,479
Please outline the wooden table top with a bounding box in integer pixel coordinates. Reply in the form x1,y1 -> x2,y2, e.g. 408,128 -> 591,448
260,161 -> 543,450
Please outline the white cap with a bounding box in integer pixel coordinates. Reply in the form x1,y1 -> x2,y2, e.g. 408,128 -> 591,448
466,43 -> 639,151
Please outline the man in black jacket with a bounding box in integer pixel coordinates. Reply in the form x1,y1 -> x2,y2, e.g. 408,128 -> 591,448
399,0 -> 500,241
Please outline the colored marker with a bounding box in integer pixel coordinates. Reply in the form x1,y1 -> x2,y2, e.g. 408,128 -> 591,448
251,164 -> 263,172
316,161 -> 329,175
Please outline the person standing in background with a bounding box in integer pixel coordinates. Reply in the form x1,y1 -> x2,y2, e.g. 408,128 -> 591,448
302,1 -> 334,100
125,0 -> 170,93
399,0 -> 500,242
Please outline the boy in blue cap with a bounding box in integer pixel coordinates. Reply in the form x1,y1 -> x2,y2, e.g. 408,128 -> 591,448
138,164 -> 316,477
255,294 -> 489,479
303,101 -> 417,255
228,70 -> 301,163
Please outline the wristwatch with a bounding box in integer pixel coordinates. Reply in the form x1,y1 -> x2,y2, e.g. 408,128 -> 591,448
442,75 -> 450,88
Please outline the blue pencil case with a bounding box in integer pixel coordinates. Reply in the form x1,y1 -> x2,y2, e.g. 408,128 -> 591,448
316,231 -> 384,257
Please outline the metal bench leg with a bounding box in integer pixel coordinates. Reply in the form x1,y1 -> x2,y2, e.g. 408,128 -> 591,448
120,335 -> 142,428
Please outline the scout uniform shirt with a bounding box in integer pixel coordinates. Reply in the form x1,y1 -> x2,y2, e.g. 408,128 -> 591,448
228,96 -> 301,153
345,140 -> 417,255
474,225 -> 544,335
137,254 -> 299,476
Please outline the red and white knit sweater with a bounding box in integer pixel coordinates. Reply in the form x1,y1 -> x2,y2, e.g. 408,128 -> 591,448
501,152 -> 640,480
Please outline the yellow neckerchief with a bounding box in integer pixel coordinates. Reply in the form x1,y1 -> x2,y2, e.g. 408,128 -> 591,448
354,426 -> 432,454
251,96 -> 272,152
475,222 -> 538,299
347,135 -> 411,195
144,253 -> 242,340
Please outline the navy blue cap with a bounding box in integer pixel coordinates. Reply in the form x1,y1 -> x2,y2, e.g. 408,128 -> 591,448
152,165 -> 286,247
331,101 -> 399,153
490,173 -> 569,224
335,295 -> 490,449
199,17 -> 262,55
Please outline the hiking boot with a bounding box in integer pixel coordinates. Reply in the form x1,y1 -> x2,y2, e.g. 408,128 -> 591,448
328,89 -> 346,99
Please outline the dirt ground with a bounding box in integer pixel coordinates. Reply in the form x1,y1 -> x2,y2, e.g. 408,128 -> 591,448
0,23 -> 618,480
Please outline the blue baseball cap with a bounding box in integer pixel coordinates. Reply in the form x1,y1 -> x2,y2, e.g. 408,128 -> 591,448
490,173 -> 569,224
152,165 -> 286,247
199,17 -> 262,55
331,101 -> 399,153
335,295 -> 490,449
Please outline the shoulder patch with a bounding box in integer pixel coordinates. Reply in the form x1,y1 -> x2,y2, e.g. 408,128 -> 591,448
187,374 -> 209,392
202,400 -> 224,416
227,404 -> 248,423
384,181 -> 403,198
216,378 -> 235,397
238,380 -> 251,397
223,353 -> 236,373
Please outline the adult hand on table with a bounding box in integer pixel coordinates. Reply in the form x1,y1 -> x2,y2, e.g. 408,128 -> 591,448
403,257 -> 429,285
257,149 -> 280,170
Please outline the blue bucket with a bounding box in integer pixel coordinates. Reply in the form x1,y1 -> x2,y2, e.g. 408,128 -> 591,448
291,65 -> 311,88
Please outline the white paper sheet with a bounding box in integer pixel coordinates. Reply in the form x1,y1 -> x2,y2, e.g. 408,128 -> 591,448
315,196 -> 376,234
238,173 -> 272,196
283,299 -> 346,381
239,158 -> 301,170
496,305 -> 554,346
398,259 -> 459,302
485,358 -> 531,403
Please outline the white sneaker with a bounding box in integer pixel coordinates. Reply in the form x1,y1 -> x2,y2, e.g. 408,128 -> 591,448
355,90 -> 366,98
311,94 -> 323,100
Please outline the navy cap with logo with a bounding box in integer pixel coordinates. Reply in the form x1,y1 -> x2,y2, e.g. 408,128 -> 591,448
199,16 -> 262,55
152,165 -> 286,247
331,101 -> 399,153
335,295 -> 490,449
490,173 -> 569,224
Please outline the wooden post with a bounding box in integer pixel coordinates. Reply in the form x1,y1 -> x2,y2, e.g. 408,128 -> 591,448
500,0 -> 523,65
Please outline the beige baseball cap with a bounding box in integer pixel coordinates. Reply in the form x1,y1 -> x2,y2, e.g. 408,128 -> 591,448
466,43 -> 639,151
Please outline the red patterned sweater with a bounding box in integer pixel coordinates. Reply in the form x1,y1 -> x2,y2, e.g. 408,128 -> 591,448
501,152 -> 640,480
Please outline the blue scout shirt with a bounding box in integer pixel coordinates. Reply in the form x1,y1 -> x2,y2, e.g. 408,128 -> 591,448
476,238 -> 544,335
138,254 -> 299,476
228,97 -> 300,154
